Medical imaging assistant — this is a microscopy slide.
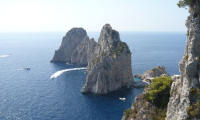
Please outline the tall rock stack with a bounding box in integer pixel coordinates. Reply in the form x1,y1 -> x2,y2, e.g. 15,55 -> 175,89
71,37 -> 97,66
81,24 -> 134,94
51,28 -> 97,66
166,1 -> 200,120
51,28 -> 87,63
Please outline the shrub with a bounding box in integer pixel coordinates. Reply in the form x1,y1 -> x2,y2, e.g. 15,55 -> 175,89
177,0 -> 195,8
196,56 -> 200,62
144,76 -> 173,108
184,55 -> 189,61
190,88 -> 197,96
123,108 -> 136,119
187,88 -> 200,119
111,42 -> 130,56
150,108 -> 167,120
187,104 -> 200,119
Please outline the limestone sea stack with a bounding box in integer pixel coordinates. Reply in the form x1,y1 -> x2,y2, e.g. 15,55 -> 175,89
51,28 -> 97,66
166,1 -> 200,120
81,24 -> 134,94
51,28 -> 87,63
71,37 -> 97,66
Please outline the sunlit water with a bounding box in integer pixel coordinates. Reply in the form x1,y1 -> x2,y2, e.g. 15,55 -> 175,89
0,32 -> 186,120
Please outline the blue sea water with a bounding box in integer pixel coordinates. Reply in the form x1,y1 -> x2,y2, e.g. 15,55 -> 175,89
0,32 -> 186,120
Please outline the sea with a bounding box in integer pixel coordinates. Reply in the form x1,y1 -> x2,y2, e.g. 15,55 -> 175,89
0,32 -> 186,120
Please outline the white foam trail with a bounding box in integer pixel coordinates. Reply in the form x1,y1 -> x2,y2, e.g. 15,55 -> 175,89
16,68 -> 24,71
50,67 -> 87,79
16,67 -> 31,71
0,54 -> 11,58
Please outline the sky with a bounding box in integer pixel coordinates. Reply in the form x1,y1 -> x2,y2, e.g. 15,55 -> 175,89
0,0 -> 189,32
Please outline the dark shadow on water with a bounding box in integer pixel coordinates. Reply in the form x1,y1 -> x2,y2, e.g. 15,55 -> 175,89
80,88 -> 143,120
83,87 -> 137,98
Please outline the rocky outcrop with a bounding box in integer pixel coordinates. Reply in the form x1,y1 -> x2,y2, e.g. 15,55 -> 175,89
121,87 -> 156,120
121,66 -> 171,120
51,28 -> 87,63
122,76 -> 173,120
133,81 -> 148,88
51,28 -> 97,66
135,66 -> 168,85
81,24 -> 134,94
166,1 -> 200,120
71,37 -> 97,66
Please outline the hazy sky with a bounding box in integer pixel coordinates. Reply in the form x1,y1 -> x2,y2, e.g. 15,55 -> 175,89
0,0 -> 189,32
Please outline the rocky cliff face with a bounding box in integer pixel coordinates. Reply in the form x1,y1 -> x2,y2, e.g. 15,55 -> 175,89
81,24 -> 134,94
51,28 -> 87,63
166,2 -> 200,120
51,28 -> 97,66
121,87 -> 157,120
71,37 -> 97,66
122,68 -> 171,120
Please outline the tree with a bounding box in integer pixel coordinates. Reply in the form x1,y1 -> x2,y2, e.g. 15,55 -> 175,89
177,0 -> 195,8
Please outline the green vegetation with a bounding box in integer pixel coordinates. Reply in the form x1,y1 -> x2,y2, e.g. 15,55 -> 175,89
111,42 -> 130,56
123,103 -> 137,119
177,0 -> 195,8
123,76 -> 173,120
171,88 -> 178,96
144,76 -> 172,120
187,30 -> 189,36
197,56 -> 200,62
144,76 -> 173,108
149,108 -> 167,120
184,55 -> 189,61
177,0 -> 200,17
187,88 -> 200,119
123,108 -> 136,119
187,104 -> 200,119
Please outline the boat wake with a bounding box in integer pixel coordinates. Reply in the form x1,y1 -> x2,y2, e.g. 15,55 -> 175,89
0,54 -> 11,58
50,67 -> 87,79
17,67 -> 31,71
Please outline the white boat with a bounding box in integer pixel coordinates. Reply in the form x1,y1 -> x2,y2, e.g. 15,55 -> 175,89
119,97 -> 126,101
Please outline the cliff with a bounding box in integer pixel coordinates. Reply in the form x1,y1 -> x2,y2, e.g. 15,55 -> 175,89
122,68 -> 172,120
51,28 -> 97,66
81,24 -> 134,94
71,37 -> 97,66
166,1 -> 200,120
122,1 -> 200,119
122,87 -> 157,120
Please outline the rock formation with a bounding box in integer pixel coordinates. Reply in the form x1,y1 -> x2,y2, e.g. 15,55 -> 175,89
81,24 -> 134,94
121,87 -> 156,120
51,28 -> 97,66
133,81 -> 148,88
135,66 -> 168,85
71,37 -> 97,66
122,1 -> 200,120
166,1 -> 200,120
122,76 -> 173,120
121,67 -> 171,120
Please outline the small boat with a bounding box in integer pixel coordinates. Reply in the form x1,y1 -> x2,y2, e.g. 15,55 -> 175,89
119,97 -> 126,101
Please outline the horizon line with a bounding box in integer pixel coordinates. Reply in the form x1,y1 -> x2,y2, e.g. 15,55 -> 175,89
0,30 -> 187,33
